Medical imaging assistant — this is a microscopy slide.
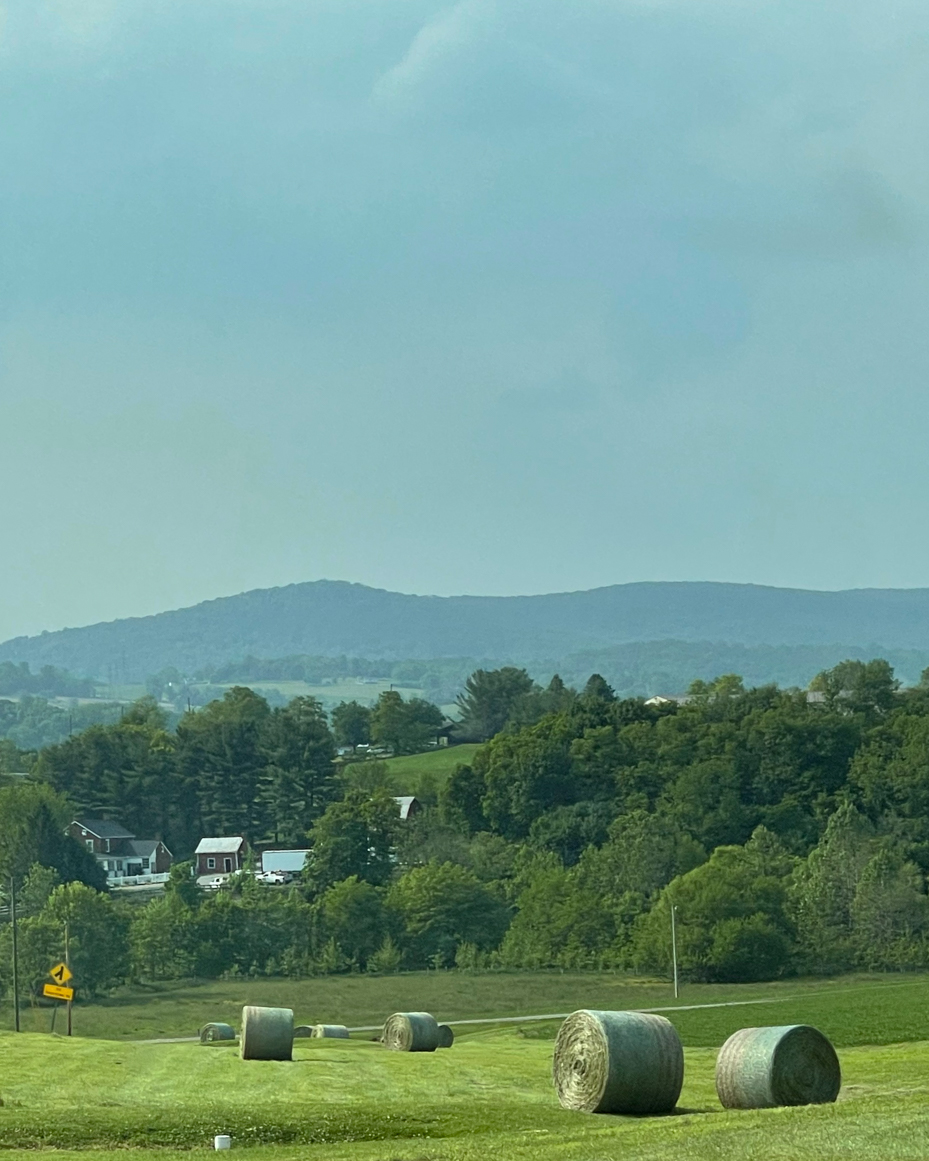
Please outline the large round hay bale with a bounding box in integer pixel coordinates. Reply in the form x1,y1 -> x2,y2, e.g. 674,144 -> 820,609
382,1012 -> 441,1052
715,1025 -> 841,1109
552,1010 -> 684,1115
437,1024 -> 454,1049
200,1022 -> 236,1044
293,1025 -> 314,1038
312,1024 -> 350,1039
239,1006 -> 294,1061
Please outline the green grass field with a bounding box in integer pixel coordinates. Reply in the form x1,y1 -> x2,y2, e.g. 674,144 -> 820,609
383,744 -> 481,793
1,975 -> 929,1160
4,970 -> 928,1046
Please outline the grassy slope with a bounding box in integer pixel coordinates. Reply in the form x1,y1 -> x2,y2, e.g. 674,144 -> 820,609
0,1012 -> 928,1159
5,971 -> 929,1043
383,744 -> 481,792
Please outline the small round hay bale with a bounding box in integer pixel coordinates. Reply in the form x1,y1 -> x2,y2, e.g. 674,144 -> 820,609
312,1024 -> 350,1039
437,1024 -> 454,1048
715,1025 -> 841,1109
200,1022 -> 236,1045
382,1012 -> 441,1052
293,1025 -> 314,1039
552,1010 -> 684,1115
239,1006 -> 294,1061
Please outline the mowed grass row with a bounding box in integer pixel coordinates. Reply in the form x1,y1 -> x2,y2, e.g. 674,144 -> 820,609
0,1020 -> 928,1159
4,970 -> 929,1046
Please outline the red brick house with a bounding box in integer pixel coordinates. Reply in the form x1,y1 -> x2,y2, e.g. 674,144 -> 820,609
68,819 -> 173,882
195,836 -> 247,876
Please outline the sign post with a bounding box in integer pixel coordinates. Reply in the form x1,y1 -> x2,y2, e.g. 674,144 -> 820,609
45,961 -> 75,1032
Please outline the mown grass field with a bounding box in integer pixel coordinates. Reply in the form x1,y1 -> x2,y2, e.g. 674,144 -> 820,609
1,976 -> 929,1161
383,743 -> 481,791
4,970 -> 929,1045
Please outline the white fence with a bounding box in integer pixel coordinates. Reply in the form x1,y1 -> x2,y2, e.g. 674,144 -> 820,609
108,872 -> 170,887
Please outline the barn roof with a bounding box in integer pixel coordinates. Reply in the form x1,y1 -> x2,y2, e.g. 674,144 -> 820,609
394,796 -> 420,820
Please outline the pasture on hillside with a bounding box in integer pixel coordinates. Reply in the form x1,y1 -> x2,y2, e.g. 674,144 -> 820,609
383,743 -> 481,789
0,975 -> 928,1160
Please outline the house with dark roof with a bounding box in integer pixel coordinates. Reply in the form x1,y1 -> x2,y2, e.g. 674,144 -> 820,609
67,819 -> 173,882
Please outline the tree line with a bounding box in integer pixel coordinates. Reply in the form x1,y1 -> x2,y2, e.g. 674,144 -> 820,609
3,658 -> 929,994
0,662 -> 95,700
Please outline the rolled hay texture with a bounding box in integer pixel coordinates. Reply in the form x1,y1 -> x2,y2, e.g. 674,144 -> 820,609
293,1025 -> 315,1039
552,1010 -> 684,1115
200,1023 -> 236,1045
382,1012 -> 441,1052
437,1024 -> 455,1049
715,1025 -> 841,1109
239,1006 -> 294,1061
312,1024 -> 350,1039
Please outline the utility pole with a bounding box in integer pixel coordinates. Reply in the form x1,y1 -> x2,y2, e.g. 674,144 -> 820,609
670,903 -> 679,1000
64,919 -> 71,1040
10,877 -> 20,1032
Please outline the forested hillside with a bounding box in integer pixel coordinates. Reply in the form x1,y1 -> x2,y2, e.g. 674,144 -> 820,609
7,579 -> 929,681
3,658 -> 929,993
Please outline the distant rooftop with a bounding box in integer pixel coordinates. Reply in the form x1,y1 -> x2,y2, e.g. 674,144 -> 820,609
128,838 -> 170,857
195,837 -> 245,854
74,818 -> 135,840
394,795 -> 420,820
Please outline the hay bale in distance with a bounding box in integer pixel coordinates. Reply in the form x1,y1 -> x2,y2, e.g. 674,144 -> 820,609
382,1012 -> 441,1052
437,1024 -> 454,1048
312,1024 -> 350,1039
715,1025 -> 841,1109
239,1006 -> 294,1061
200,1023 -> 236,1045
552,1010 -> 684,1115
293,1025 -> 314,1038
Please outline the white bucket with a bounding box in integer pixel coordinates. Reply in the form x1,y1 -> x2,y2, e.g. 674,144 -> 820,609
214,1136 -> 232,1151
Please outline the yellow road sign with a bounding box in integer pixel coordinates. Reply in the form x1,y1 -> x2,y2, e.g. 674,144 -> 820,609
43,983 -> 74,1002
50,962 -> 73,985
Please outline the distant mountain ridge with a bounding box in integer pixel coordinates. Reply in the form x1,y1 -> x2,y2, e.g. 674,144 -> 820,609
3,580 -> 929,683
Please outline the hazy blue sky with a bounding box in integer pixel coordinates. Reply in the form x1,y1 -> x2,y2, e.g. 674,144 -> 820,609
2,0 -> 929,641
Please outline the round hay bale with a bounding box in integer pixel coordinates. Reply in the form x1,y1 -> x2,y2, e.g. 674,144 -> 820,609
715,1025 -> 841,1109
437,1024 -> 454,1049
312,1024 -> 350,1039
293,1025 -> 314,1038
552,1010 -> 684,1115
382,1012 -> 441,1052
200,1022 -> 236,1044
239,1005 -> 294,1061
